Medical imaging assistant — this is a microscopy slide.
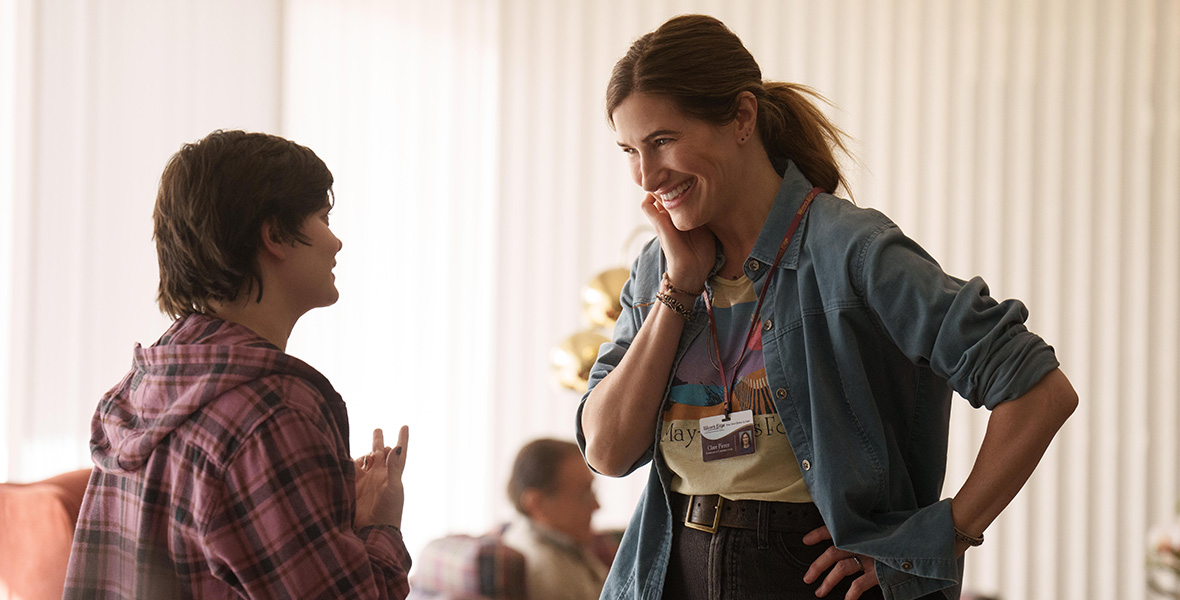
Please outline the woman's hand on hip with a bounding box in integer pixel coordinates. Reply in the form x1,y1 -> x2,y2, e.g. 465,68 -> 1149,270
640,193 -> 714,293
803,525 -> 880,600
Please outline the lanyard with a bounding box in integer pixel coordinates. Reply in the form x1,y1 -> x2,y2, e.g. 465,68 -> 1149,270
702,186 -> 822,419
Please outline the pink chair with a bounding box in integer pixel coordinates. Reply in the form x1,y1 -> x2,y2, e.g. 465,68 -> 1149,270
0,468 -> 92,600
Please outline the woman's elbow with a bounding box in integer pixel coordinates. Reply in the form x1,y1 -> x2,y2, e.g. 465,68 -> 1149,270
1053,381 -> 1079,425
584,439 -> 631,477
1036,368 -> 1079,428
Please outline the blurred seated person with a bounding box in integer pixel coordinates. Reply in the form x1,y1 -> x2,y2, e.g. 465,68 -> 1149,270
502,439 -> 610,600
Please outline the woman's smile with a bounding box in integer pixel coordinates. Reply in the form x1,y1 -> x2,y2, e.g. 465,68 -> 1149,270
658,179 -> 695,209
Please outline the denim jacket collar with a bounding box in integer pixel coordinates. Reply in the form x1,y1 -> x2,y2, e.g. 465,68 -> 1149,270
721,160 -> 818,283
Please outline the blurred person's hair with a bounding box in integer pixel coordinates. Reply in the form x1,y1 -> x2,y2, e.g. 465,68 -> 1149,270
153,129 -> 334,318
605,13 -> 852,195
507,438 -> 584,515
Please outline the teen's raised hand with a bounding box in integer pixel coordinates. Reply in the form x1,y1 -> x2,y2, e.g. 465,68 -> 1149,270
354,426 -> 410,529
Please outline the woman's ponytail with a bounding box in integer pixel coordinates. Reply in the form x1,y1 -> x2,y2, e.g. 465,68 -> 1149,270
757,82 -> 852,196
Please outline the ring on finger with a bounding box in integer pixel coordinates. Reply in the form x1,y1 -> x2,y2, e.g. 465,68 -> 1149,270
851,556 -> 863,572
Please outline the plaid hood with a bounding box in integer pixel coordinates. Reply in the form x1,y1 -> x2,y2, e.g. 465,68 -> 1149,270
67,313 -> 410,598
90,314 -> 336,474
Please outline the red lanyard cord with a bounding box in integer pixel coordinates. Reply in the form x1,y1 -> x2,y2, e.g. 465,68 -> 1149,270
702,187 -> 822,419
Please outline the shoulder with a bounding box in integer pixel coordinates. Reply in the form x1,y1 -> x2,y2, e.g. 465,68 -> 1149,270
223,369 -> 332,425
204,383 -> 350,514
501,520 -> 562,562
795,195 -> 952,305
805,194 -> 949,271
805,194 -> 896,253
195,371 -> 341,467
500,519 -> 541,554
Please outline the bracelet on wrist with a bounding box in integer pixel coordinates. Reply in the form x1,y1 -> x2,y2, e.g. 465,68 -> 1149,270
953,526 -> 984,547
662,272 -> 704,297
656,290 -> 693,321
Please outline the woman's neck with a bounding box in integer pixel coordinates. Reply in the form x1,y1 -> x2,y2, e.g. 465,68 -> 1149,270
709,158 -> 784,279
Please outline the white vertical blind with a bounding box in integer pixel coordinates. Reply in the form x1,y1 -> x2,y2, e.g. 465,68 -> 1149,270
3,0 -> 283,481
0,0 -> 17,481
2,1 -> 1177,598
280,0 -> 500,555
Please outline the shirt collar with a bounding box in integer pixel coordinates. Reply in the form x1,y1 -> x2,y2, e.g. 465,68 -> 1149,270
519,515 -> 584,553
745,160 -> 819,274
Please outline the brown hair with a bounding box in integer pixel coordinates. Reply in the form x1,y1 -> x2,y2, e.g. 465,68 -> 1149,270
606,14 -> 852,195
507,439 -> 584,515
153,129 -> 334,318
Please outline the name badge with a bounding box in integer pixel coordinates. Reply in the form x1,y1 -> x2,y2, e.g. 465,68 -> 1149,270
699,409 -> 756,462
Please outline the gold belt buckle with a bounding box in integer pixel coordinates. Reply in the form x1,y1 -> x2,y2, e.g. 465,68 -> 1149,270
684,494 -> 724,534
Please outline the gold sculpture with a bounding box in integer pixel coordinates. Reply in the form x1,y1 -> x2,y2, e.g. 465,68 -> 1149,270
580,266 -> 630,329
552,226 -> 651,393
550,329 -> 611,393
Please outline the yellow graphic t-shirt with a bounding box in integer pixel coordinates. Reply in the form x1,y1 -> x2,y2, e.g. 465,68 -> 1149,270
661,275 -> 812,503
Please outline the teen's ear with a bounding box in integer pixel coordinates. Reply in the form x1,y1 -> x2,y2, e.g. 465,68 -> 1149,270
259,219 -> 289,261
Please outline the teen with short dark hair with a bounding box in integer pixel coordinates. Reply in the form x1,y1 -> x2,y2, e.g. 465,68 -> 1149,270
65,130 -> 412,599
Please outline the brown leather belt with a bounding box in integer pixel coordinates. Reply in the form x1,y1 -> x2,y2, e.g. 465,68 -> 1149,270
670,492 -> 824,535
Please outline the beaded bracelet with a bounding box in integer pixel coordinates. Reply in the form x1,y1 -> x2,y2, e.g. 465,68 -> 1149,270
661,272 -> 704,297
656,290 -> 693,320
953,526 -> 984,547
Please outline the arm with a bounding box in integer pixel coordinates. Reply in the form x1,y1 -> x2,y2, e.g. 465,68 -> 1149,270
581,288 -> 692,476
581,194 -> 716,476
853,223 -> 1078,543
808,218 -> 1075,598
203,409 -> 411,599
807,369 -> 1077,599
950,367 -> 1077,554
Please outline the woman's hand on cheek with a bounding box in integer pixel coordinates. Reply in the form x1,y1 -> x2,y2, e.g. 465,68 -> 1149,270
639,193 -> 714,293
639,193 -> 675,235
803,525 -> 880,600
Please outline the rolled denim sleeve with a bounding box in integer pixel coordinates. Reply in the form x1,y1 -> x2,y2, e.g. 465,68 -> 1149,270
854,222 -> 1059,409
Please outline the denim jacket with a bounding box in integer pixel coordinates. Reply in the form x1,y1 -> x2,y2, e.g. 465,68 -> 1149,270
576,162 -> 1059,600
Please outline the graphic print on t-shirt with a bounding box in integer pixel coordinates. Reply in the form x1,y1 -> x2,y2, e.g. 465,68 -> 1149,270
660,276 -> 812,503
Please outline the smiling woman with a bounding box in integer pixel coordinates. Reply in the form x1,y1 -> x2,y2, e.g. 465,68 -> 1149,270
579,14 -> 1076,600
